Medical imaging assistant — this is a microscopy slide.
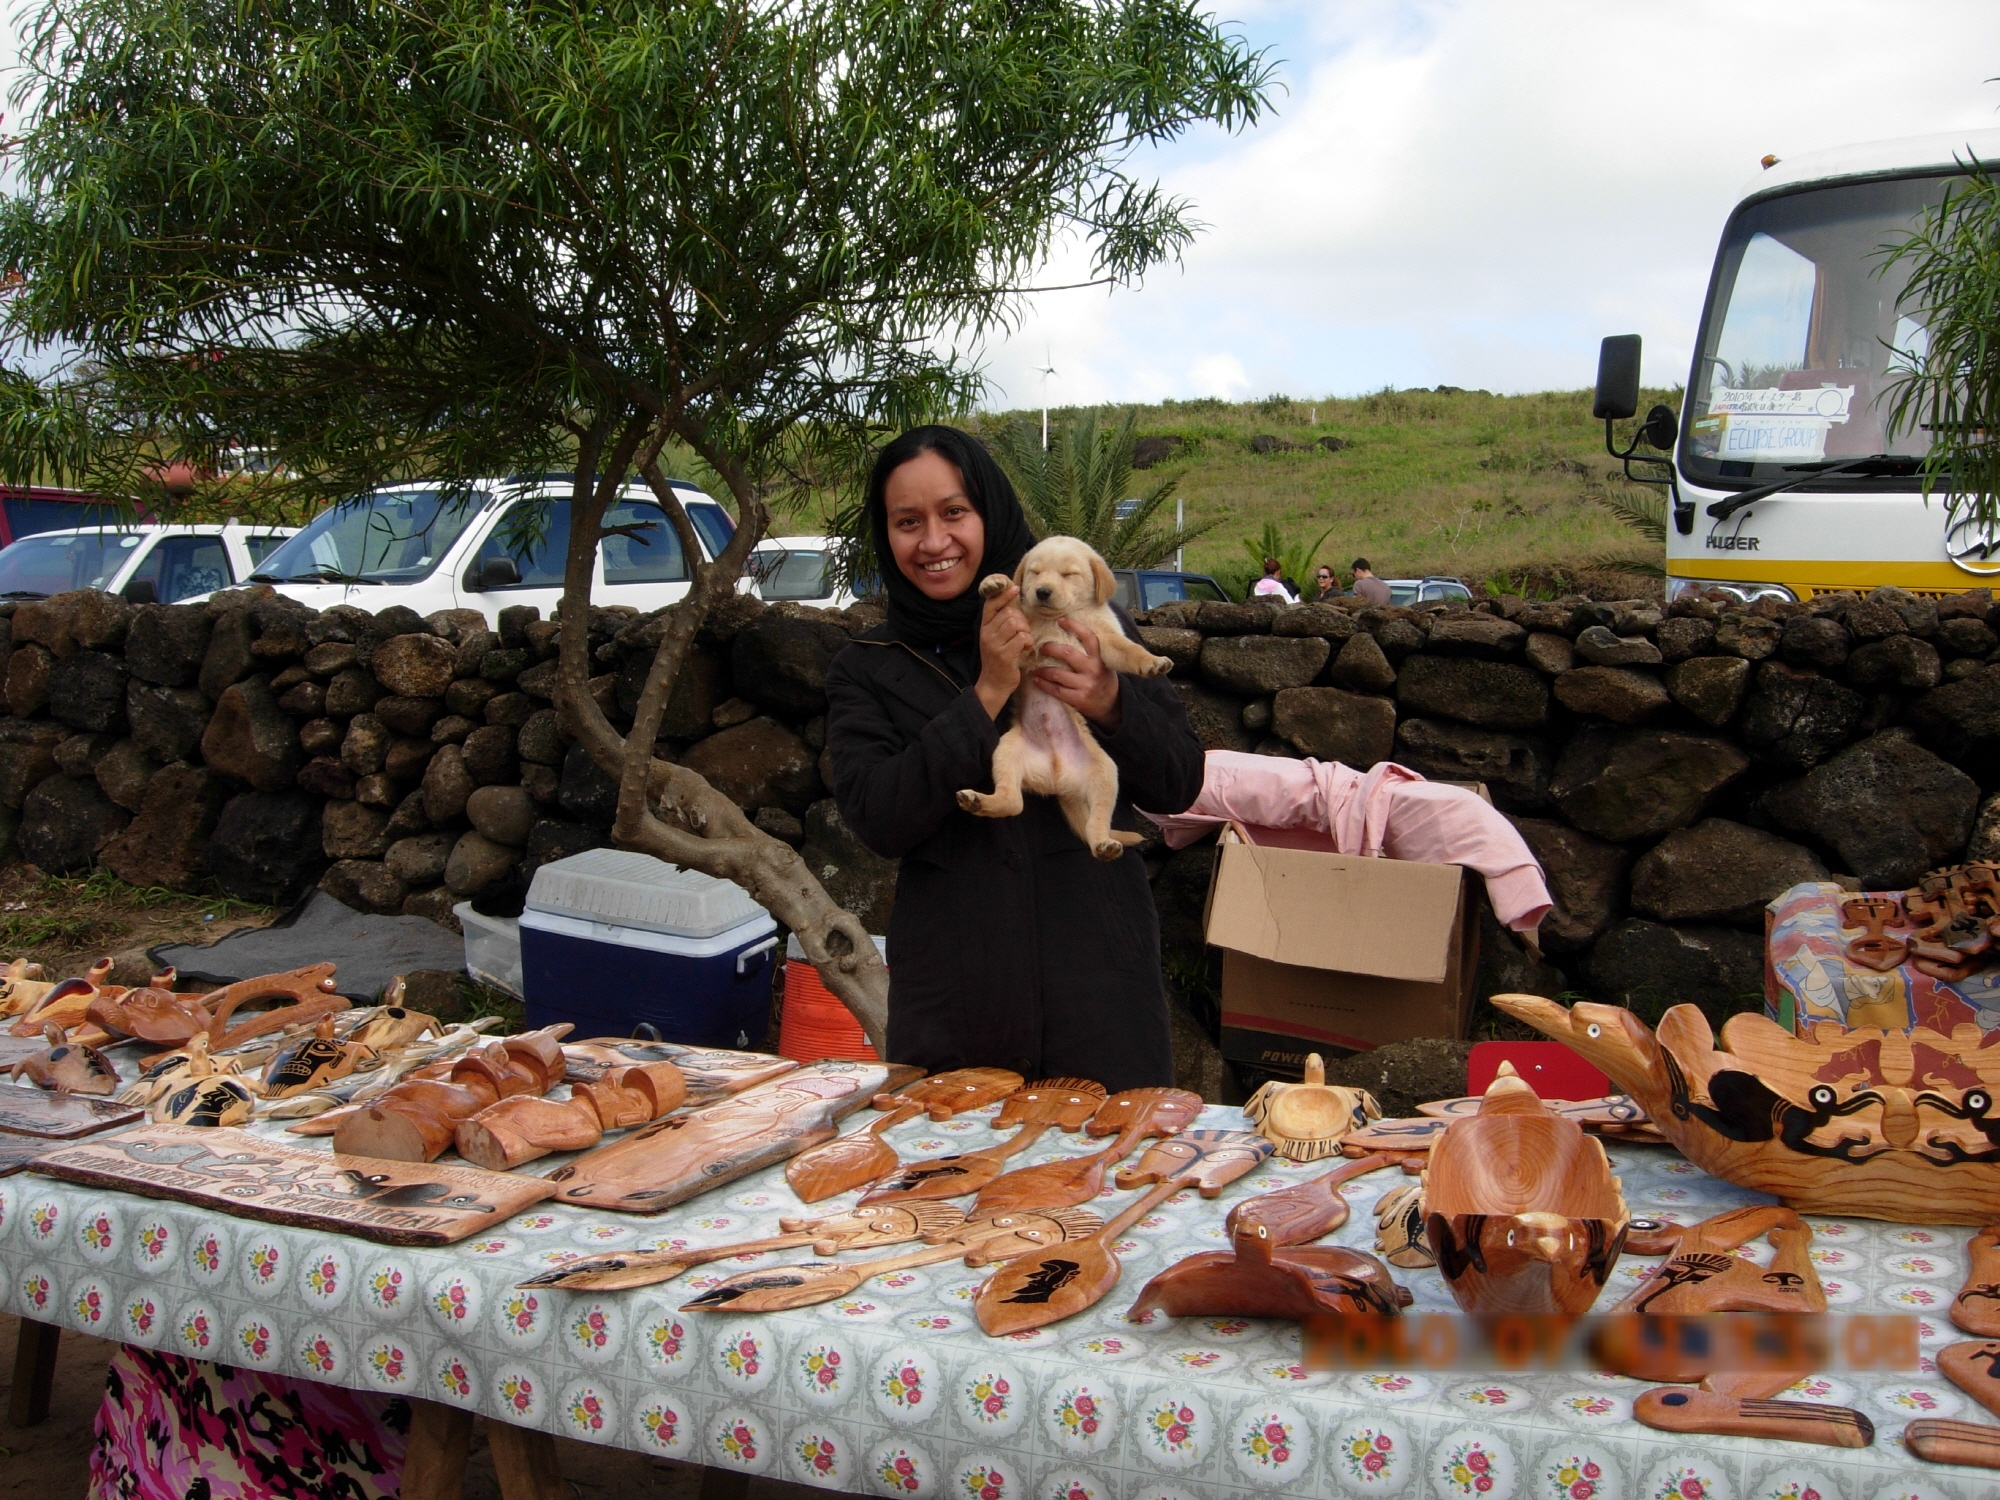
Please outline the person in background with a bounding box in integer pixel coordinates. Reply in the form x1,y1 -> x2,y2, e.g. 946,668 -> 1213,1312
1313,565 -> 1339,601
1350,557 -> 1391,606
1251,556 -> 1296,601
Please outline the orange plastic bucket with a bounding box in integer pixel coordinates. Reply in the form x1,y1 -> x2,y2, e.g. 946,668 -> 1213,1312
777,952 -> 880,1063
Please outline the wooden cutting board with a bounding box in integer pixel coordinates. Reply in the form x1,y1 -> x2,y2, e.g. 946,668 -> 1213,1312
29,1123 -> 554,1246
0,1089 -> 143,1139
561,1040 -> 798,1106
546,1059 -> 923,1214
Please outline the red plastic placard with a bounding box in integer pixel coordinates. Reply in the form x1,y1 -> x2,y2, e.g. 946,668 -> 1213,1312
1465,1040 -> 1608,1102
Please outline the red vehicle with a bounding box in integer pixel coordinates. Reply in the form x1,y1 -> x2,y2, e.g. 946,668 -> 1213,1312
0,486 -> 137,547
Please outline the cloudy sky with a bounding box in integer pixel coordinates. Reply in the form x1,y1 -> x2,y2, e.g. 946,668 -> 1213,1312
969,0 -> 2000,409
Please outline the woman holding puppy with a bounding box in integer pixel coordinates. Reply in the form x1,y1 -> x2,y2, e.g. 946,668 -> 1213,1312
823,426 -> 1205,1093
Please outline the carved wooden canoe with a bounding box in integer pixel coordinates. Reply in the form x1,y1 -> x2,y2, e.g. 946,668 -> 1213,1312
547,1059 -> 923,1213
1493,991 -> 2000,1224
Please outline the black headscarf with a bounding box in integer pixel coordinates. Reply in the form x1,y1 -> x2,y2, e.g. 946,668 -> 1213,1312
865,425 -> 1037,654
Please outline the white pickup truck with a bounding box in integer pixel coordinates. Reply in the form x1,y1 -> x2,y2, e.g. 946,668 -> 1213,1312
246,475 -> 738,625
0,521 -> 296,605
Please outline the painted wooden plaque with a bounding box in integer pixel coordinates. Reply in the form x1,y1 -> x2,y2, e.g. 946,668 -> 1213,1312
0,1088 -> 142,1139
0,1134 -> 43,1175
561,1040 -> 797,1105
29,1123 -> 555,1246
545,1059 -> 924,1214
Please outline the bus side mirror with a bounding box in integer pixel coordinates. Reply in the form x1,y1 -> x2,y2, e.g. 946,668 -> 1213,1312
1641,403 -> 1679,451
1592,334 -> 1642,420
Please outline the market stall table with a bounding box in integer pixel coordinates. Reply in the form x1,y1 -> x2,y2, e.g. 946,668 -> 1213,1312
1,1099 -> 1987,1499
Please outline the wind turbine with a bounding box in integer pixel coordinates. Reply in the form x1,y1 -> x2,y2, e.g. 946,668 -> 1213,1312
1037,348 -> 1057,451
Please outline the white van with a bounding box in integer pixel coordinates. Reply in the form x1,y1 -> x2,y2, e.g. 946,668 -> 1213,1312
748,534 -> 860,609
246,475 -> 738,625
0,521 -> 297,605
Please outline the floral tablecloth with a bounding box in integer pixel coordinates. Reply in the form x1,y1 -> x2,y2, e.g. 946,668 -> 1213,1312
0,1099 -> 1989,1500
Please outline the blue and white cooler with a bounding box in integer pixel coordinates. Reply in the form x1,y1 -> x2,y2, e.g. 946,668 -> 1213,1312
519,848 -> 780,1048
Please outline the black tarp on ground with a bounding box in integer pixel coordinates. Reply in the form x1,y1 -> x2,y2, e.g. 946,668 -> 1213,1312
150,890 -> 466,1001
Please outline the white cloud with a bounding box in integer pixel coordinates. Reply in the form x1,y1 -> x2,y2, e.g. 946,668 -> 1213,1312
974,0 -> 2000,406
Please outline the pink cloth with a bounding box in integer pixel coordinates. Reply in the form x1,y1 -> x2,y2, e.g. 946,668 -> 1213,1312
1143,751 -> 1552,934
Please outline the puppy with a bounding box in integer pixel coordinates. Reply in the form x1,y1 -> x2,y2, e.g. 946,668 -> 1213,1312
957,536 -> 1174,859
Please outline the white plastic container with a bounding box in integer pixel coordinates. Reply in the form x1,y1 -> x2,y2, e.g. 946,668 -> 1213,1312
519,849 -> 779,1047
455,902 -> 524,998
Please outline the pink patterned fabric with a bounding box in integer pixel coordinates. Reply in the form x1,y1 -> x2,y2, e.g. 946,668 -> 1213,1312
88,1344 -> 408,1500
1141,750 -> 1552,933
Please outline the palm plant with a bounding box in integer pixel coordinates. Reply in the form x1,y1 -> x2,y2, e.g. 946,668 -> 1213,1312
993,408 -> 1214,567
1585,487 -> 1667,577
1237,519 -> 1334,596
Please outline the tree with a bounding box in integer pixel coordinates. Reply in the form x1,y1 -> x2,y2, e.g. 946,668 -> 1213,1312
1884,160 -> 2000,538
0,0 -> 1274,1053
992,408 -> 1214,566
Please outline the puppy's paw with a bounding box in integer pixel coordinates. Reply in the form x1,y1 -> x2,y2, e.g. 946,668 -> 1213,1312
1091,838 -> 1128,861
1140,653 -> 1175,677
957,789 -> 989,815
978,574 -> 1013,600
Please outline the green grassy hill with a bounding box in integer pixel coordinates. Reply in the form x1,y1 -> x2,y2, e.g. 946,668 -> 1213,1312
961,386 -> 1679,596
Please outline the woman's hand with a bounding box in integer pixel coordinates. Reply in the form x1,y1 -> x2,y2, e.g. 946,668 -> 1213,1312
1034,617 -> 1123,731
974,582 -> 1034,719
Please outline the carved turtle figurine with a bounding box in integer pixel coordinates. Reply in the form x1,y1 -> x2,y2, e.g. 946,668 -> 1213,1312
1242,1053 -> 1379,1161
10,1020 -> 122,1095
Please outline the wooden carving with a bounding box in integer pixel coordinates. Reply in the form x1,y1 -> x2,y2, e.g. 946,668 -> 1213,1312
1634,1387 -> 1873,1448
198,965 -> 349,1049
1938,1341 -> 2000,1421
9,1022 -> 120,1094
1418,1093 -> 1654,1133
0,1135 -> 43,1176
572,1061 -> 687,1130
973,1129 -> 1271,1335
549,1059 -> 924,1214
1491,990 -> 2000,1224
1339,1115 -> 1451,1155
784,1067 -> 1022,1203
1243,1054 -> 1379,1160
561,1040 -> 795,1105
153,1053 -> 258,1128
332,1029 -> 570,1163
1422,1065 -> 1629,1317
1842,895 -> 1909,971
7,961 -> 112,1035
0,1087 -> 140,1139
1905,1418 -> 2000,1468
518,1202 -> 970,1292
29,1123 -> 554,1245
683,1207 -> 1104,1313
346,1005 -> 441,1050
83,969 -> 200,1046
858,1078 -> 1106,1204
0,957 -> 50,1018
1373,1181 -> 1435,1269
455,1095 -> 603,1170
971,1086 -> 1203,1215
1224,1152 -> 1398,1246
262,1016 -> 374,1098
1954,1226 -> 2000,1335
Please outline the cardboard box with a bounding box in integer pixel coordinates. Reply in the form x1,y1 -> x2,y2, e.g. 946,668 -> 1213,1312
1203,823 -> 1479,1070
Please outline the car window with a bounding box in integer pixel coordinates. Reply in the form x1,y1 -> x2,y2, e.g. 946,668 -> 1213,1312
1112,572 -> 1140,612
0,531 -> 140,596
126,535 -> 233,603
1388,583 -> 1418,607
471,499 -> 572,588
1421,581 -> 1472,602
756,548 -> 832,601
257,488 -> 487,583
602,498 -> 689,584
1,499 -> 130,540
1140,575 -> 1184,610
242,533 -> 290,564
685,502 -> 734,561
1182,577 -> 1228,603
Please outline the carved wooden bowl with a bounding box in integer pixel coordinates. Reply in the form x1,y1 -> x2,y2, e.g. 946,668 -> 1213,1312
1422,1070 -> 1629,1316
1492,992 -> 2000,1225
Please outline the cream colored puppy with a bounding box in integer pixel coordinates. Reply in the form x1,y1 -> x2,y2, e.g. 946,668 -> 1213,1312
957,536 -> 1174,859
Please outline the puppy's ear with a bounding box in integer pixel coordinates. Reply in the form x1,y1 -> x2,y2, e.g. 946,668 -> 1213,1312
1013,555 -> 1028,592
1090,551 -> 1117,606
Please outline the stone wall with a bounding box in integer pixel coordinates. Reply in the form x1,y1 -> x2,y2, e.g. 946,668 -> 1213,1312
6,577 -> 2000,1049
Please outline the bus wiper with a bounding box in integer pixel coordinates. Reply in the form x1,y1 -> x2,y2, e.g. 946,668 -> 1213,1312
1707,455 -> 1917,521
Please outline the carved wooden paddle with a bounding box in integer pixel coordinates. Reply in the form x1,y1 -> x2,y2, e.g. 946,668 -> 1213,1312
682,1207 -> 1104,1313
1906,1417 -> 2000,1467
516,1201 -> 970,1292
784,1067 -> 1023,1203
1222,1152 -> 1397,1245
1953,1225 -> 2000,1336
974,1129 -> 1272,1335
1634,1386 -> 1874,1448
859,1078 -> 1107,1204
1939,1340 -> 2000,1420
971,1086 -> 1202,1215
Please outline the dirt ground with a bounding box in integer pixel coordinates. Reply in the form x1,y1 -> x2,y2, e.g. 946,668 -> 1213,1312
0,864 -> 280,983
3,1312 -> 850,1497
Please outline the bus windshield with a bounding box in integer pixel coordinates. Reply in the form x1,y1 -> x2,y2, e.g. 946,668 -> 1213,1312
1683,172 -> 1961,489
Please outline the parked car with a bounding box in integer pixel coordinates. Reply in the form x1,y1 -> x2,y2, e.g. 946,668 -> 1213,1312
1110,568 -> 1231,613
747,535 -> 861,609
0,521 -> 297,605
1384,576 -> 1473,607
243,475 -> 737,625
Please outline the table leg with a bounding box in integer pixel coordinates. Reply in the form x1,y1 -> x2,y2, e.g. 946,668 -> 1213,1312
8,1316 -> 60,1427
486,1417 -> 565,1500
696,1470 -> 750,1500
403,1397 -> 474,1500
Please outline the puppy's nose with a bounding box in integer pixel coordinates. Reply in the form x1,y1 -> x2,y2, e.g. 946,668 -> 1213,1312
1036,586 -> 1053,602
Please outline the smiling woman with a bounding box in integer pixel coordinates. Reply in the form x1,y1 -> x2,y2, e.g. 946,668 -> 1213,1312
823,426 -> 1205,1092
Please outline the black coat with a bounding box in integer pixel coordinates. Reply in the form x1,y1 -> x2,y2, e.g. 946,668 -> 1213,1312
823,617 -> 1206,1093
